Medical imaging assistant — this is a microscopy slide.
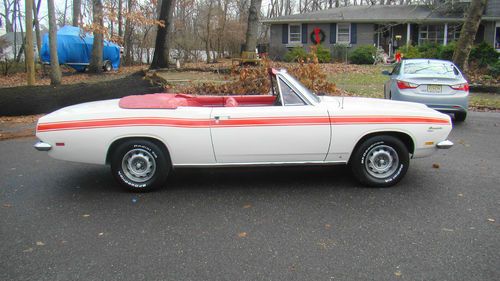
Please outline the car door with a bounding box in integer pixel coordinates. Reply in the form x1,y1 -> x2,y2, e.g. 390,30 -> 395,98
209,76 -> 331,164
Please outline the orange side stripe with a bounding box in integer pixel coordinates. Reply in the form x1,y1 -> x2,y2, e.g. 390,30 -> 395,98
36,116 -> 450,132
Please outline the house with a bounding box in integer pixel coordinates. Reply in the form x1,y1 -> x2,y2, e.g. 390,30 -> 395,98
0,28 -> 48,60
261,2 -> 500,60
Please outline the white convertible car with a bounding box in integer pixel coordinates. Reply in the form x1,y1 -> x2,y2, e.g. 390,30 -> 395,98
35,68 -> 453,191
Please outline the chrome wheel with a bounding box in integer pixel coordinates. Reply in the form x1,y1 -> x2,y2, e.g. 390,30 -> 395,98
364,144 -> 399,179
121,148 -> 156,183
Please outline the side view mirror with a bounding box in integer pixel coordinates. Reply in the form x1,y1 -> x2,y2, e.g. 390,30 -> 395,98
381,70 -> 391,76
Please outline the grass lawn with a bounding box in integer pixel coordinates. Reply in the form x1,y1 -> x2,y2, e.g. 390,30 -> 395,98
326,64 -> 392,98
325,64 -> 499,110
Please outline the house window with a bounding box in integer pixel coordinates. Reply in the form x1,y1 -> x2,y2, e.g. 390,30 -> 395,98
419,25 -> 445,45
447,24 -> 462,43
337,23 -> 351,44
289,24 -> 301,44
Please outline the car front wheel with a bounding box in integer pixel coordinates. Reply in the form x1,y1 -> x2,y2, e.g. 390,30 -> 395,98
110,139 -> 170,192
350,135 -> 409,187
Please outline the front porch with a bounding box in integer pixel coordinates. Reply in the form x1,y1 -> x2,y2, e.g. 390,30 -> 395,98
374,23 -> 464,56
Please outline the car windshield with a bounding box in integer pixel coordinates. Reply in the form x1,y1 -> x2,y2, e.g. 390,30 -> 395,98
403,61 -> 457,77
281,72 -> 321,103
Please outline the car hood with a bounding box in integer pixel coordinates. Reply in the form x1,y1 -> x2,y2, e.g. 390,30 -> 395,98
38,99 -> 122,124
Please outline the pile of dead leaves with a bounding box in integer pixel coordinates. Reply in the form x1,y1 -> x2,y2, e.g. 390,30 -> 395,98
0,65 -> 148,88
176,53 -> 340,96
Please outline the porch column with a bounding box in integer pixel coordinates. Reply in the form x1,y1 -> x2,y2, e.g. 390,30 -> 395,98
443,23 -> 448,46
406,23 -> 411,45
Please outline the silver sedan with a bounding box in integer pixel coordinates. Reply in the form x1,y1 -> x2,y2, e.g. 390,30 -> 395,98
383,59 -> 469,122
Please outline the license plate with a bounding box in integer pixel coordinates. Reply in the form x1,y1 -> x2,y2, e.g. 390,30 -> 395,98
427,85 -> 442,93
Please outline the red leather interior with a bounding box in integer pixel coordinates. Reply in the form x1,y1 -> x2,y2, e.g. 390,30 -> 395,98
119,93 -> 275,109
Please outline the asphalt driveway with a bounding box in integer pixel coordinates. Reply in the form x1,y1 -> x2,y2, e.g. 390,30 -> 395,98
1,112 -> 499,281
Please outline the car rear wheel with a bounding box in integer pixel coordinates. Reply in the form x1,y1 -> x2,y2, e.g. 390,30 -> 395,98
103,61 -> 112,72
454,112 -> 467,122
350,135 -> 409,187
110,139 -> 170,192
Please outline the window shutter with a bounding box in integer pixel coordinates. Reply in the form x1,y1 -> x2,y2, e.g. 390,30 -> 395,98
330,23 -> 337,44
302,24 -> 308,44
282,24 -> 289,44
350,23 -> 357,44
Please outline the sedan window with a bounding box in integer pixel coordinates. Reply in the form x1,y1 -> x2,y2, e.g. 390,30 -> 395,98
403,61 -> 456,77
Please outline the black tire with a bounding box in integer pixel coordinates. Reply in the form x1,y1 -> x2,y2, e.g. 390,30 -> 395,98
350,135 -> 409,187
454,112 -> 467,122
103,61 -> 112,72
110,139 -> 170,192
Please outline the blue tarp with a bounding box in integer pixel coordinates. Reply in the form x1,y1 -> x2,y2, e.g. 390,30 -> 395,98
40,26 -> 121,71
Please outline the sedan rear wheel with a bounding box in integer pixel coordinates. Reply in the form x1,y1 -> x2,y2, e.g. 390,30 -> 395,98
454,112 -> 467,122
350,135 -> 409,187
111,139 -> 170,192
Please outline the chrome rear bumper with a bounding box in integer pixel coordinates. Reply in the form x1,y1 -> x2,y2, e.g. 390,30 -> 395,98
34,141 -> 52,151
436,140 -> 453,149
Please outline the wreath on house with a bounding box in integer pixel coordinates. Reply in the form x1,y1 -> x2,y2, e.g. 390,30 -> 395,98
310,28 -> 326,44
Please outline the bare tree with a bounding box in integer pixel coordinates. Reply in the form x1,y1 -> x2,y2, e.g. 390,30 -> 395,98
452,0 -> 487,72
72,0 -> 81,26
1,0 -> 15,32
89,0 -> 104,73
48,0 -> 62,84
151,0 -> 175,68
25,0 -> 35,85
244,0 -> 262,52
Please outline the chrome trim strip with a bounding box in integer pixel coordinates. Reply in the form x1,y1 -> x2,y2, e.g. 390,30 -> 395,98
174,160 -> 347,168
436,140 -> 453,149
34,141 -> 52,151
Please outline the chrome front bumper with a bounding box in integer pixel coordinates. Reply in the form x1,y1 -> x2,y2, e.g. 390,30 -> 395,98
34,141 -> 52,151
436,140 -> 453,149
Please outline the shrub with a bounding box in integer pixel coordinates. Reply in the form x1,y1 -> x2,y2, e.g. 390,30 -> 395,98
469,42 -> 499,66
284,46 -> 309,62
438,42 -> 456,60
349,45 -> 376,64
331,43 -> 349,63
312,45 -> 331,63
488,61 -> 500,77
398,44 -> 421,59
417,43 -> 441,59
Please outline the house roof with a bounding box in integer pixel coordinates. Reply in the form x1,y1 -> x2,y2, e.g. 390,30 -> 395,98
261,4 -> 500,24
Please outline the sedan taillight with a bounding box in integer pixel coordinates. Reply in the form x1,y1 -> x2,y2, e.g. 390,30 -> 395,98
450,83 -> 469,91
397,80 -> 419,89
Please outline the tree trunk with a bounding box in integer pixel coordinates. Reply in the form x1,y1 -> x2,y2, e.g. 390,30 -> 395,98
62,0 -> 68,25
48,0 -> 61,85
123,0 -> 133,65
72,0 -> 81,26
150,0 -> 175,69
24,0 -> 35,85
89,0 -> 104,73
205,0 -> 213,63
452,0 -> 487,72
32,0 -> 42,63
118,0 -> 123,36
244,0 -> 262,52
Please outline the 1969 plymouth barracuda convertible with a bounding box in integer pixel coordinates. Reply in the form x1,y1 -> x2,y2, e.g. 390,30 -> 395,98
34,68 -> 454,191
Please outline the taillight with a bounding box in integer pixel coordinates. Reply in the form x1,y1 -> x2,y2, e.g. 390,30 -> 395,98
450,83 -> 469,91
397,80 -> 418,89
